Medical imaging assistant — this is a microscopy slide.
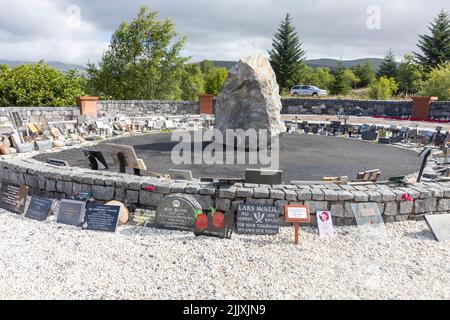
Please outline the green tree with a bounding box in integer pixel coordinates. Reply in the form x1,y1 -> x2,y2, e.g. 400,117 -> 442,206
269,13 -> 306,91
204,67 -> 227,96
343,69 -> 360,89
0,62 -> 85,107
329,62 -> 352,95
369,76 -> 398,100
415,10 -> 450,70
419,62 -> 450,100
352,62 -> 376,87
180,64 -> 205,101
198,60 -> 216,75
86,6 -> 187,100
397,54 -> 424,96
377,49 -> 398,79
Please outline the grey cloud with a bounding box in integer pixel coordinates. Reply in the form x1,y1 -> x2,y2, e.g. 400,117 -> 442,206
0,0 -> 448,64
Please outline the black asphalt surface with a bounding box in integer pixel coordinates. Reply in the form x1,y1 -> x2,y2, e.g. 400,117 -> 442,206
35,133 -> 422,182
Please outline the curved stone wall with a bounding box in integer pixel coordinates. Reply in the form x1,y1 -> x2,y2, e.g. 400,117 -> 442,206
1,139 -> 449,226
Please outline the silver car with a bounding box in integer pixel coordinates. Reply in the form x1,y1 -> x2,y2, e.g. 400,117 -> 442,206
290,85 -> 328,97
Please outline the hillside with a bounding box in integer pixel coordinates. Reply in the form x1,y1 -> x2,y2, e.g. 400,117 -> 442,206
205,58 -> 386,71
0,59 -> 86,73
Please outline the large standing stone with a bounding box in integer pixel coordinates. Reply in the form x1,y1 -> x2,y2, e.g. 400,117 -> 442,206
214,52 -> 286,149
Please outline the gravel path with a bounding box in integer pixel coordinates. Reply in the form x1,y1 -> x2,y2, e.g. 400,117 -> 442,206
0,209 -> 448,300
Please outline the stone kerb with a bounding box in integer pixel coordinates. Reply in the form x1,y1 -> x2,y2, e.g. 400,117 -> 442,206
1,141 -> 449,226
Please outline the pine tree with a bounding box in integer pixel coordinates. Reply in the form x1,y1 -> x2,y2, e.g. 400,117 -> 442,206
329,62 -> 351,95
377,49 -> 398,79
269,14 -> 306,92
414,10 -> 450,70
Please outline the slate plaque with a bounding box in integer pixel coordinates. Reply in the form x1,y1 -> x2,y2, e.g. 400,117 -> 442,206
25,196 -> 53,221
236,204 -> 279,235
155,194 -> 202,231
82,204 -> 120,232
0,181 -> 29,214
57,199 -> 86,226
194,210 -> 234,239
425,214 -> 450,242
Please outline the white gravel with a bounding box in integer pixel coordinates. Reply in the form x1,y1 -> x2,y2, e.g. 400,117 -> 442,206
0,209 -> 448,300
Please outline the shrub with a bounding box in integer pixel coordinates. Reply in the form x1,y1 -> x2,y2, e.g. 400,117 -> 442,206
369,76 -> 398,100
419,63 -> 450,100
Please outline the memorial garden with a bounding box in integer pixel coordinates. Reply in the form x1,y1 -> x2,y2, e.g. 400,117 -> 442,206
0,4 -> 448,301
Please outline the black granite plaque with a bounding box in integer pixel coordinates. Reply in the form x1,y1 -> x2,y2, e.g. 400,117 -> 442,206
194,210 -> 234,239
0,181 -> 29,214
25,196 -> 52,221
236,204 -> 279,235
155,194 -> 202,231
82,204 -> 120,232
57,199 -> 86,226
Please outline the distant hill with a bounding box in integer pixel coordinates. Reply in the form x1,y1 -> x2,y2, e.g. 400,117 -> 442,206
206,58 -> 386,71
0,59 -> 86,73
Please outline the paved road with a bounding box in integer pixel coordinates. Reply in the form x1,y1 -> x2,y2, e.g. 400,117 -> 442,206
35,133 -> 421,182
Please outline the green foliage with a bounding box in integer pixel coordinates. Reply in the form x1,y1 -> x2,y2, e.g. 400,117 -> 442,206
419,63 -> 450,100
377,49 -> 398,79
204,67 -> 227,96
180,64 -> 205,101
352,62 -> 376,87
343,69 -> 360,89
369,76 -> 398,100
296,65 -> 334,90
0,62 -> 85,107
85,6 -> 187,100
415,10 -> 450,70
397,54 -> 425,95
198,60 -> 216,75
329,62 -> 352,95
269,13 -> 306,91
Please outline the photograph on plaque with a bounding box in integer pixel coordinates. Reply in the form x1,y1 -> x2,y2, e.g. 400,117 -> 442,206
317,211 -> 335,238
25,196 -> 53,221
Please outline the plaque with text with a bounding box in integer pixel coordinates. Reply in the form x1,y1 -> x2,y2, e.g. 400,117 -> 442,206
194,210 -> 234,239
25,196 -> 53,221
236,204 -> 279,235
57,199 -> 86,226
82,204 -> 120,232
0,181 -> 29,214
155,194 -> 201,231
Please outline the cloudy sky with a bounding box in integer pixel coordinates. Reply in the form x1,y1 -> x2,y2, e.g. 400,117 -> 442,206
0,0 -> 448,65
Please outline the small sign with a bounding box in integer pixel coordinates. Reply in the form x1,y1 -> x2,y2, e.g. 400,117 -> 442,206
284,205 -> 310,244
82,204 -> 120,232
0,181 -> 29,214
57,199 -> 86,226
194,209 -> 234,239
284,205 -> 310,223
25,196 -> 53,221
317,211 -> 335,238
236,204 -> 279,235
425,214 -> 450,242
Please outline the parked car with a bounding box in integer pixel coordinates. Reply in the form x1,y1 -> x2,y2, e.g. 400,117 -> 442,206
290,85 -> 328,97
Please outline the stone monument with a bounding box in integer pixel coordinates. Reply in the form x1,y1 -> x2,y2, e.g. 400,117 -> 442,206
214,52 -> 286,149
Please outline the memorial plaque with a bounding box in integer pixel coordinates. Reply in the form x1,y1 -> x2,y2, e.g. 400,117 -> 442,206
82,204 -> 120,232
25,196 -> 52,221
155,194 -> 202,231
284,205 -> 310,223
317,211 -> 335,238
236,204 -> 279,235
57,199 -> 86,226
194,209 -> 234,239
425,214 -> 450,242
0,181 -> 29,214
351,202 -> 386,239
